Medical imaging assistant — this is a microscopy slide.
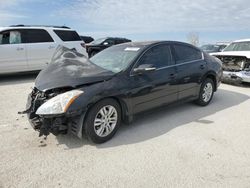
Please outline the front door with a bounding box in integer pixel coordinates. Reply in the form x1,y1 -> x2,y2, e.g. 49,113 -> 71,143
128,44 -> 178,114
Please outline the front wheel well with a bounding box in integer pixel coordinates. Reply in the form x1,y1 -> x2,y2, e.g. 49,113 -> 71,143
84,97 -> 128,125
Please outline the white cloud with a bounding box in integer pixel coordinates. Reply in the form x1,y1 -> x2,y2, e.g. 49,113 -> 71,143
0,0 -> 27,25
58,0 -> 250,34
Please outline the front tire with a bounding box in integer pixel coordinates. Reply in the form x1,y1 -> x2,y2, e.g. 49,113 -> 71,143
195,78 -> 214,106
83,99 -> 121,144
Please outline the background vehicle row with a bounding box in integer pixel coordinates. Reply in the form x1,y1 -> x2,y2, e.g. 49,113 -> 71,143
0,25 -> 87,74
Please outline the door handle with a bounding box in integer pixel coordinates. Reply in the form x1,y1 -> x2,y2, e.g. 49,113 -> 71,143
48,45 -> 55,49
200,64 -> 205,69
16,47 -> 24,51
169,73 -> 177,79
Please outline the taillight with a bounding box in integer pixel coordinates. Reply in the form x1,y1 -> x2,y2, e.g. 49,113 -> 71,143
81,43 -> 86,48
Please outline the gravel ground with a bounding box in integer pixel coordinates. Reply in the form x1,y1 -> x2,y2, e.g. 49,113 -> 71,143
0,74 -> 250,188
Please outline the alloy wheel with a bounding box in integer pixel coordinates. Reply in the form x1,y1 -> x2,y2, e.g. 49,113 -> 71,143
202,83 -> 213,102
94,105 -> 118,137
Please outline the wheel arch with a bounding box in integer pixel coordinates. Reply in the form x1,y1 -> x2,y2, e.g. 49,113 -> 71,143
202,71 -> 217,91
82,96 -> 130,130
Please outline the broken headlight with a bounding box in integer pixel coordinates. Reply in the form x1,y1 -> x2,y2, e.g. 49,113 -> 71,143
36,90 -> 83,115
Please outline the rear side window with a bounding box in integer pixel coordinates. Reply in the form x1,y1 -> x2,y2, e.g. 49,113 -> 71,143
137,44 -> 173,68
54,30 -> 81,41
0,31 -> 22,45
173,44 -> 202,64
22,29 -> 54,43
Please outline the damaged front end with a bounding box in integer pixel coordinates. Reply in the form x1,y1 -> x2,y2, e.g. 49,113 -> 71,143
23,87 -> 85,138
214,55 -> 250,83
21,46 -> 115,138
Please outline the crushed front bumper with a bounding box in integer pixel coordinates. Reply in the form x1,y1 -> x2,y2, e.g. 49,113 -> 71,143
27,113 -> 85,138
222,71 -> 250,83
25,89 -> 85,138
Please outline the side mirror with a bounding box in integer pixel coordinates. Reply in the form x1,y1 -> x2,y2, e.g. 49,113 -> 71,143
133,64 -> 156,74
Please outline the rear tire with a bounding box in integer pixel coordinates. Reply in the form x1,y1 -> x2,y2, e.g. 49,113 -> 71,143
83,99 -> 121,144
195,78 -> 214,106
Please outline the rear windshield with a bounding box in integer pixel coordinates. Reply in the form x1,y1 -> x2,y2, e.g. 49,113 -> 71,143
54,30 -> 81,42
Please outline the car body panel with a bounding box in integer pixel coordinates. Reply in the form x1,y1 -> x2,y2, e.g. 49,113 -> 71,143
128,66 -> 178,114
175,59 -> 207,99
25,42 -> 56,71
35,47 -> 115,91
211,51 -> 250,59
0,43 -> 28,73
24,41 -> 222,138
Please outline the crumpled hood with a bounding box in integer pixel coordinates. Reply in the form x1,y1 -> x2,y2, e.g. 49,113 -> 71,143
35,46 -> 114,91
211,51 -> 250,59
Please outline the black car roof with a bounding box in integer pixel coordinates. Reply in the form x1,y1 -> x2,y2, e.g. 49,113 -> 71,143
116,40 -> 201,51
105,37 -> 130,40
116,41 -> 159,47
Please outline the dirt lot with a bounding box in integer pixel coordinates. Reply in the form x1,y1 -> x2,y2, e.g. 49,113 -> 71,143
0,74 -> 250,188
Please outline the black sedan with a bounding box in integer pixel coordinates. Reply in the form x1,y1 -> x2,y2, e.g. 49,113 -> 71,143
86,37 -> 131,57
24,41 -> 222,143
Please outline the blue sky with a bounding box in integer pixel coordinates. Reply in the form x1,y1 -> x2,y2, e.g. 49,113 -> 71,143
1,0 -> 250,44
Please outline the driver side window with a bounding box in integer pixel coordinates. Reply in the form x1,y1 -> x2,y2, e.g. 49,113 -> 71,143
136,44 -> 173,69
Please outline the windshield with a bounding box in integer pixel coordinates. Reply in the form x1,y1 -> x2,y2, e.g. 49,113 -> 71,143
223,41 -> 250,51
90,45 -> 142,73
201,45 -> 220,51
90,38 -> 106,45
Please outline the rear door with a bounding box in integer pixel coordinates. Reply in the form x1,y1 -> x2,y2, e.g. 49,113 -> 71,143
0,30 -> 28,73
22,29 -> 56,71
172,43 -> 206,99
129,44 -> 178,113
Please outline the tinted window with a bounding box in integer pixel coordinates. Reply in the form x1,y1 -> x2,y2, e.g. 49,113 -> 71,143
174,44 -> 202,64
0,31 -> 22,45
21,29 -> 53,43
137,44 -> 173,68
54,30 -> 81,41
104,39 -> 115,45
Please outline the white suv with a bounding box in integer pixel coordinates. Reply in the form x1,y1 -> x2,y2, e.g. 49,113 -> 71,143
0,25 -> 88,74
